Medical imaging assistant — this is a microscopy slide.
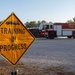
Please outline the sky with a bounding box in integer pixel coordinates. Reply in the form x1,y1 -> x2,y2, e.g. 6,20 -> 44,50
0,0 -> 75,23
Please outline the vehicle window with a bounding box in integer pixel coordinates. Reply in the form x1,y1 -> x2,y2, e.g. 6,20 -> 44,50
39,24 -> 44,30
45,25 -> 49,29
50,25 -> 53,29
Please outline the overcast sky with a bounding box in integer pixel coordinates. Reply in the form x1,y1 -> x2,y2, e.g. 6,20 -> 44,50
0,0 -> 75,23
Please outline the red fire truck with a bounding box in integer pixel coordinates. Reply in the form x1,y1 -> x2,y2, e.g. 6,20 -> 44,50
39,22 -> 75,39
38,22 -> 53,37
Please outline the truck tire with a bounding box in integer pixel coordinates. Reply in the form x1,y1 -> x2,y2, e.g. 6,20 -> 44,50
72,31 -> 75,38
67,36 -> 72,38
48,31 -> 55,39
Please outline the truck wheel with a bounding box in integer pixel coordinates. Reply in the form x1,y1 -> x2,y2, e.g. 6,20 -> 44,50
73,36 -> 75,39
46,37 -> 48,39
48,32 -> 55,39
72,31 -> 75,39
67,36 -> 72,38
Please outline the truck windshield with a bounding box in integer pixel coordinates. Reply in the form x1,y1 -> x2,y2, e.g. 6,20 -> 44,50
39,24 -> 44,30
39,24 -> 49,30
45,25 -> 49,29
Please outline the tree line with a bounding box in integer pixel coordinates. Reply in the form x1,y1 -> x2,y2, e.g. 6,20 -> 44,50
0,17 -> 75,28
25,17 -> 75,28
24,20 -> 47,28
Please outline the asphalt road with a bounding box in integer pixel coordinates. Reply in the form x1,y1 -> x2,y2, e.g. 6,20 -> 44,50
21,37 -> 75,71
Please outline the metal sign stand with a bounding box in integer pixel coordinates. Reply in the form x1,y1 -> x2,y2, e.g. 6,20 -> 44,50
11,67 -> 18,75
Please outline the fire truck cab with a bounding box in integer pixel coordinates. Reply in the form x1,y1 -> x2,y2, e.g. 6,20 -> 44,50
38,22 -> 53,37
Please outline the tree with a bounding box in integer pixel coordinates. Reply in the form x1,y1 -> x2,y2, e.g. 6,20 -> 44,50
37,21 -> 41,27
25,21 -> 38,28
41,20 -> 47,23
67,17 -> 75,23
25,22 -> 30,28
73,17 -> 75,23
29,21 -> 36,28
67,20 -> 73,23
25,20 -> 47,28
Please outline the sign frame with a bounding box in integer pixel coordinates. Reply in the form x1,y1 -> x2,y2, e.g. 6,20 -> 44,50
0,12 -> 35,65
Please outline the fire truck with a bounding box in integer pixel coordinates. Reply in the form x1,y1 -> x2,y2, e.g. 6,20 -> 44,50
38,22 -> 75,39
38,22 -> 53,37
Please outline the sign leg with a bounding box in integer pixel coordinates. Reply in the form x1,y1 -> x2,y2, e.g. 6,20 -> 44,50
11,68 -> 18,75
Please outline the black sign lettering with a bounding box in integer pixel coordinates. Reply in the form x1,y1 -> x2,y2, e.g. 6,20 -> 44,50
0,43 -> 27,51
0,28 -> 25,34
6,21 -> 19,25
0,45 -> 3,51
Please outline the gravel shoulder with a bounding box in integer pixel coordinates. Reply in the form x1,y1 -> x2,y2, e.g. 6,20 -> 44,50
0,59 -> 75,75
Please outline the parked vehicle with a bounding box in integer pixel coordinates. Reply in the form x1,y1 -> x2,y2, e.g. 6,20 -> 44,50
39,22 -> 75,39
38,22 -> 53,37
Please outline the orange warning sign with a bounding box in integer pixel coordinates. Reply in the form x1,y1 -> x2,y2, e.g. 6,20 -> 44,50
0,12 -> 35,65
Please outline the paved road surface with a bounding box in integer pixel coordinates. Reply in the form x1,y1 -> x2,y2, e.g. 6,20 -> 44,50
17,38 -> 75,71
